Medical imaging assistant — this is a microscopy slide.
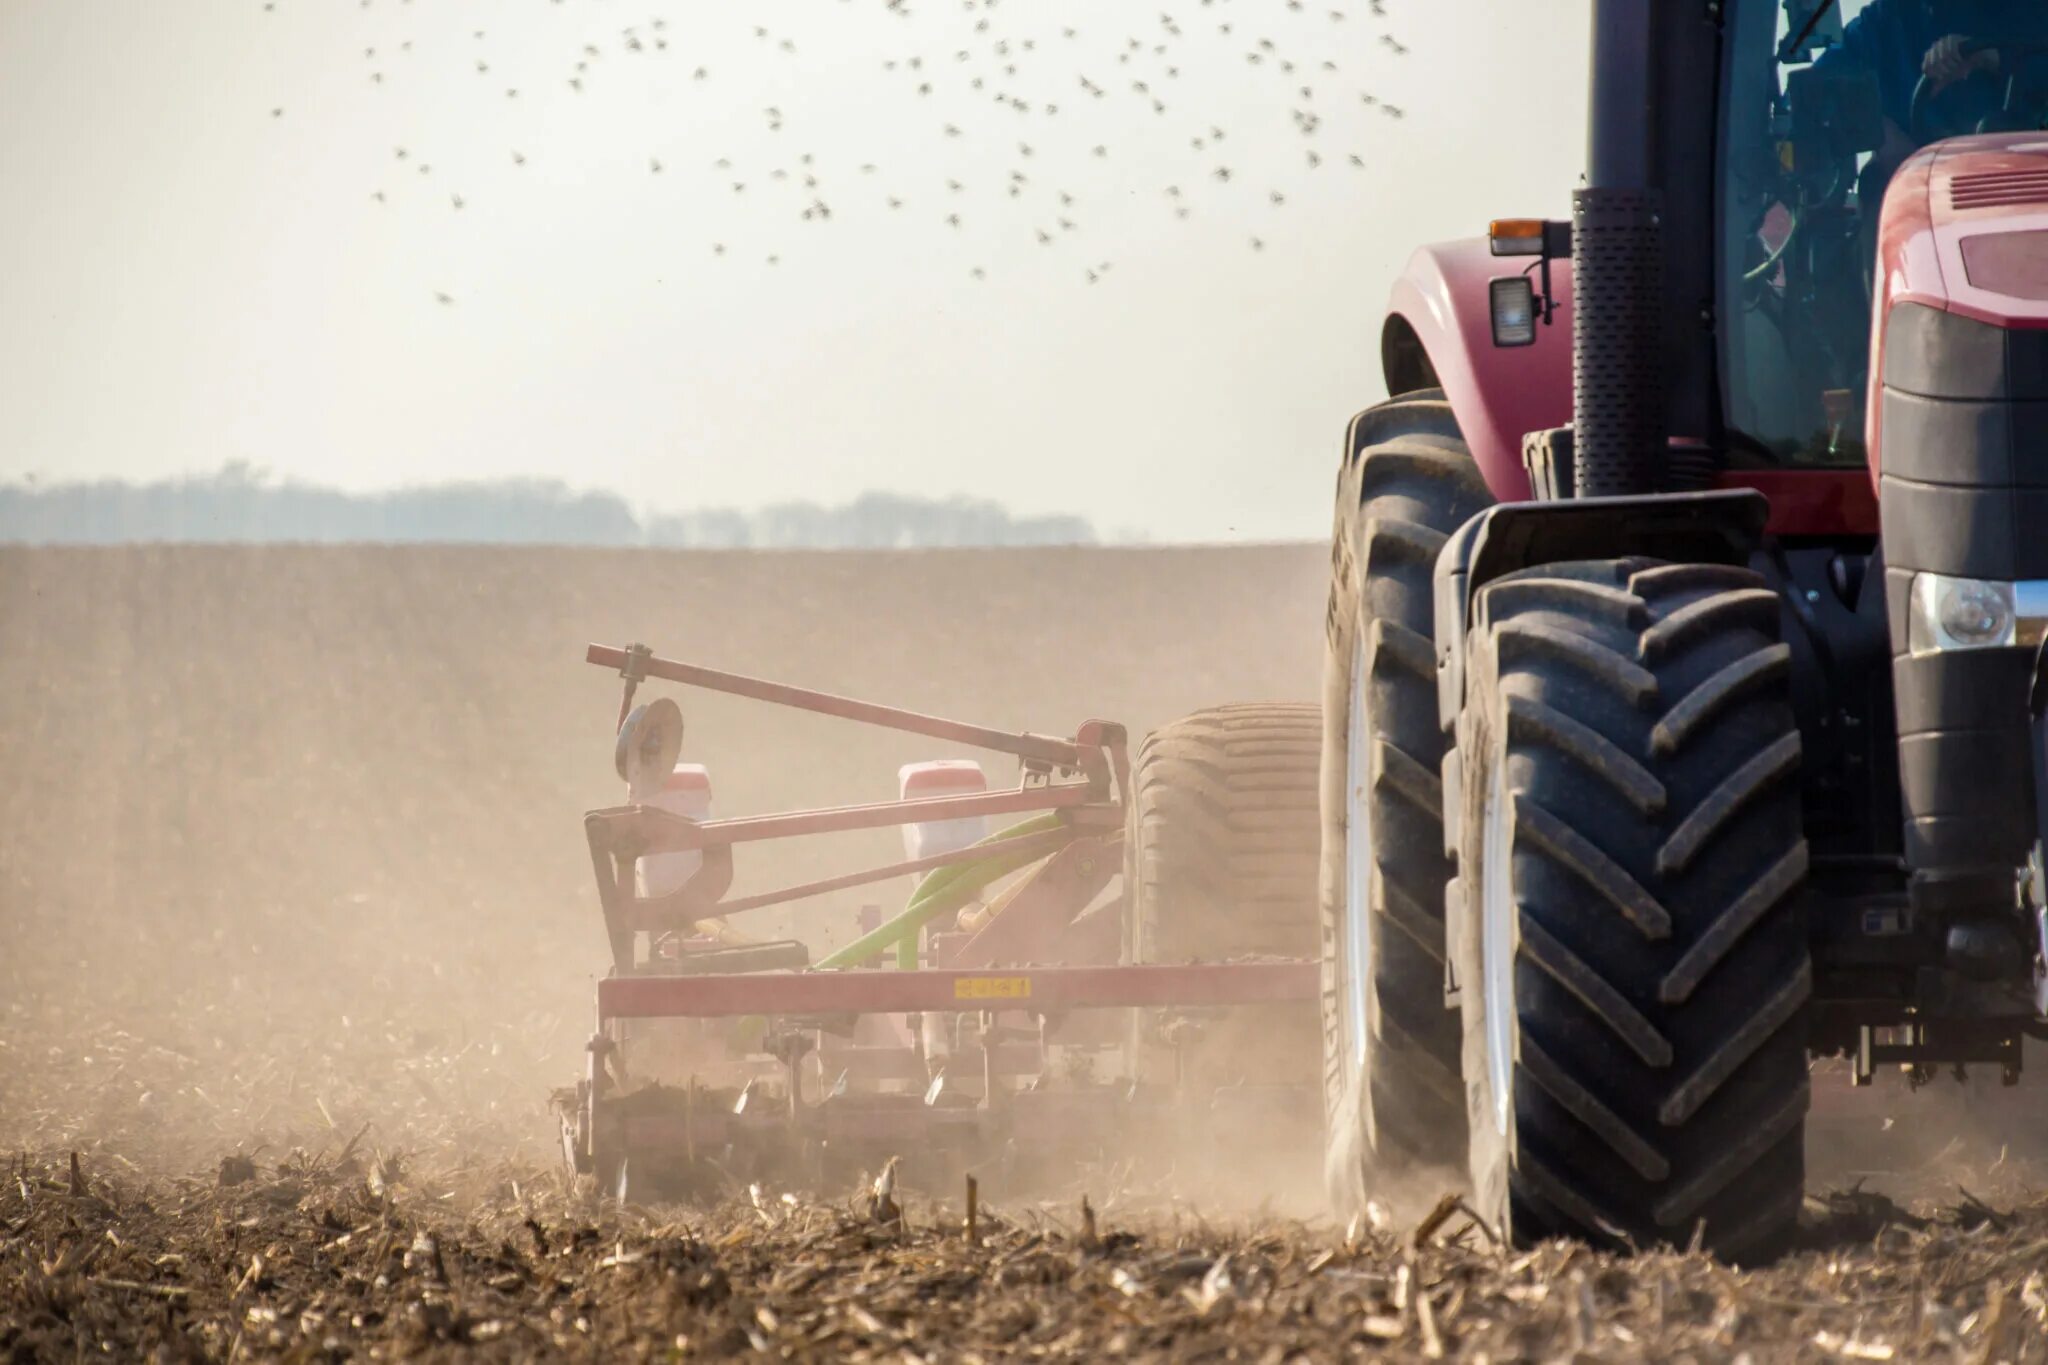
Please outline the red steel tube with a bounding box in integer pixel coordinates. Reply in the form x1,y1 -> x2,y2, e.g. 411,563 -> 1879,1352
632,827 -> 1076,923
597,784 -> 1100,852
597,961 -> 1318,1020
588,643 -> 1084,769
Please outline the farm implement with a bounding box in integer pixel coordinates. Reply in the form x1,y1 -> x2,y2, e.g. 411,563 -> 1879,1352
559,643 -> 1325,1202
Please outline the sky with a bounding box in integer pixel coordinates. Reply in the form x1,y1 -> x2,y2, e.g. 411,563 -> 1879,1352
0,0 -> 1589,543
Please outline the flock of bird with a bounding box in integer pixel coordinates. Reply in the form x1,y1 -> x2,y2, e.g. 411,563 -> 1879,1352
264,0 -> 1417,302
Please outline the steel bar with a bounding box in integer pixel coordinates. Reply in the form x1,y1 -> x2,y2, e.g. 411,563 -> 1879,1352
598,960 -> 1319,1021
628,828 -> 1076,926
589,784 -> 1101,855
589,643 -> 1084,769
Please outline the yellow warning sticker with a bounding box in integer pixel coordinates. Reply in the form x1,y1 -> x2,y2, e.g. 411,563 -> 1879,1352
954,976 -> 1032,1001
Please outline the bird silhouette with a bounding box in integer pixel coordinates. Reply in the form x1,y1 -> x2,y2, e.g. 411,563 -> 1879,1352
321,0 -> 1415,296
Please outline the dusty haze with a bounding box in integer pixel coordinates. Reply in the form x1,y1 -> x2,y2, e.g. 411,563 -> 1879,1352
0,541 -> 1326,1169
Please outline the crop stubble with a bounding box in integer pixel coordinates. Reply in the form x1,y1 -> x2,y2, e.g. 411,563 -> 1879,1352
4,544 -> 2048,1361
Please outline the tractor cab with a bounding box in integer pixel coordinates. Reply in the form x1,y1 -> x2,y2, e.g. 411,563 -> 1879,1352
1321,0 -> 2048,1261
1725,4 -> 2048,470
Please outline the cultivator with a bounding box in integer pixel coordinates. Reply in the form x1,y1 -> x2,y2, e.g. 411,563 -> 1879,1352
559,643 -> 1321,1202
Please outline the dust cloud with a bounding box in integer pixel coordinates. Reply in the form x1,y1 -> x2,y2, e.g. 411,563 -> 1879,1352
0,541 -> 1327,1186
7,543 -> 2047,1206
14,546 -> 2048,1360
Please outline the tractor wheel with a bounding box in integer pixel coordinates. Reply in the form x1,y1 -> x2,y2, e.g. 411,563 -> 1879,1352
1452,559 -> 1810,1261
1125,703 -> 1322,1085
1320,391 -> 1492,1207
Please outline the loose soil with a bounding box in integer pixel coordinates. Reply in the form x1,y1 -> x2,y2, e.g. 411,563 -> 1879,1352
5,544 -> 2048,1361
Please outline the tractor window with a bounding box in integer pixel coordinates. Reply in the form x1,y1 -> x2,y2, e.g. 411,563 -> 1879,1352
1719,0 -> 1883,467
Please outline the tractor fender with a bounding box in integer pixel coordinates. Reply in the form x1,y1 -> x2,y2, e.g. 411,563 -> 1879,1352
1383,239 -> 1575,503
1430,489 -> 1772,731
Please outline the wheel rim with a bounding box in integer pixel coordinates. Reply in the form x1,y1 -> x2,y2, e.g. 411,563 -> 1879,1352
1343,634 -> 1374,1079
1481,755 -> 1516,1136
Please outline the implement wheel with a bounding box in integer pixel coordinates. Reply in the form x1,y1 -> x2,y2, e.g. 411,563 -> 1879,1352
1452,559 -> 1810,1261
1125,703 -> 1322,1085
1320,391 -> 1492,1208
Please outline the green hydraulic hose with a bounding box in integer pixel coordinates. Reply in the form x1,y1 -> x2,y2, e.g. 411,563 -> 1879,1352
815,813 -> 1068,969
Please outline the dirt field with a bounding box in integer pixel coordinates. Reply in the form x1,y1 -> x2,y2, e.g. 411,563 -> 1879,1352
6,543 -> 2048,1362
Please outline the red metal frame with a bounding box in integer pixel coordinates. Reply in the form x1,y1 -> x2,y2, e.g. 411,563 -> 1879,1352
597,961 -> 1319,1021
663,827 -> 1075,923
567,644 -> 1325,1182
590,783 -> 1100,855
589,643 -> 1100,773
582,643 -> 1138,970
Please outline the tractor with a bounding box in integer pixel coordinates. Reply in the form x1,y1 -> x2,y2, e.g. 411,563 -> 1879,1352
1320,0 -> 2048,1261
563,0 -> 2048,1264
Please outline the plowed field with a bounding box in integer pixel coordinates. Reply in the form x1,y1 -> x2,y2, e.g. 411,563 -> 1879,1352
5,544 -> 2048,1362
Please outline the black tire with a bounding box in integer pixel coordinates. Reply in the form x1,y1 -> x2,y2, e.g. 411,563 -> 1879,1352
1126,703 -> 1322,1085
1320,392 -> 1493,1208
1452,559 -> 1809,1262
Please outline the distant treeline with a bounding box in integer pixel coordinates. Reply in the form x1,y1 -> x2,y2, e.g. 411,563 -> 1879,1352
0,465 -> 1098,548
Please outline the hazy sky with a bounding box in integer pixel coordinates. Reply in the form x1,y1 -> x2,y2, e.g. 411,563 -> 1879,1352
0,1 -> 1588,542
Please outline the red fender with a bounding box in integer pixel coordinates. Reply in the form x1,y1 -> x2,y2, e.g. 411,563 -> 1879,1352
1382,239 -> 1575,503
1388,238 -> 1877,537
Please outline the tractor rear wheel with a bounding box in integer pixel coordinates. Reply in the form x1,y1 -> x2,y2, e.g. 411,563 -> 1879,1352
1320,391 -> 1493,1208
1125,703 -> 1322,1086
1452,559 -> 1810,1261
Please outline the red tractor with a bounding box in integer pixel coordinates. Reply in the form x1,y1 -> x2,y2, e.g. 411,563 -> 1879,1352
564,0 -> 2048,1264
1322,0 -> 2048,1260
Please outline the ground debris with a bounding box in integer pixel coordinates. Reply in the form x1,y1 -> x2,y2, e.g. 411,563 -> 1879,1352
9,1079 -> 2048,1362
12,895 -> 2048,1361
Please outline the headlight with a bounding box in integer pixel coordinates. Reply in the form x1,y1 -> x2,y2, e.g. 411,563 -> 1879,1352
1909,573 -> 2016,654
1489,277 -> 1537,348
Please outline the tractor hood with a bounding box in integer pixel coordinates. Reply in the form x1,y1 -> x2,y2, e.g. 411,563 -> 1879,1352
1869,134 -> 2048,484
1879,133 -> 2048,330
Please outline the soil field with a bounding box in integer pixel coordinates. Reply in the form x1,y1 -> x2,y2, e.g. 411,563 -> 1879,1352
6,543 -> 2048,1362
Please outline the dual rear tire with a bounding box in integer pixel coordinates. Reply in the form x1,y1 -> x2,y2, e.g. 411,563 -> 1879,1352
1319,394 -> 1812,1260
1318,392 -> 1491,1206
1451,559 -> 1810,1261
